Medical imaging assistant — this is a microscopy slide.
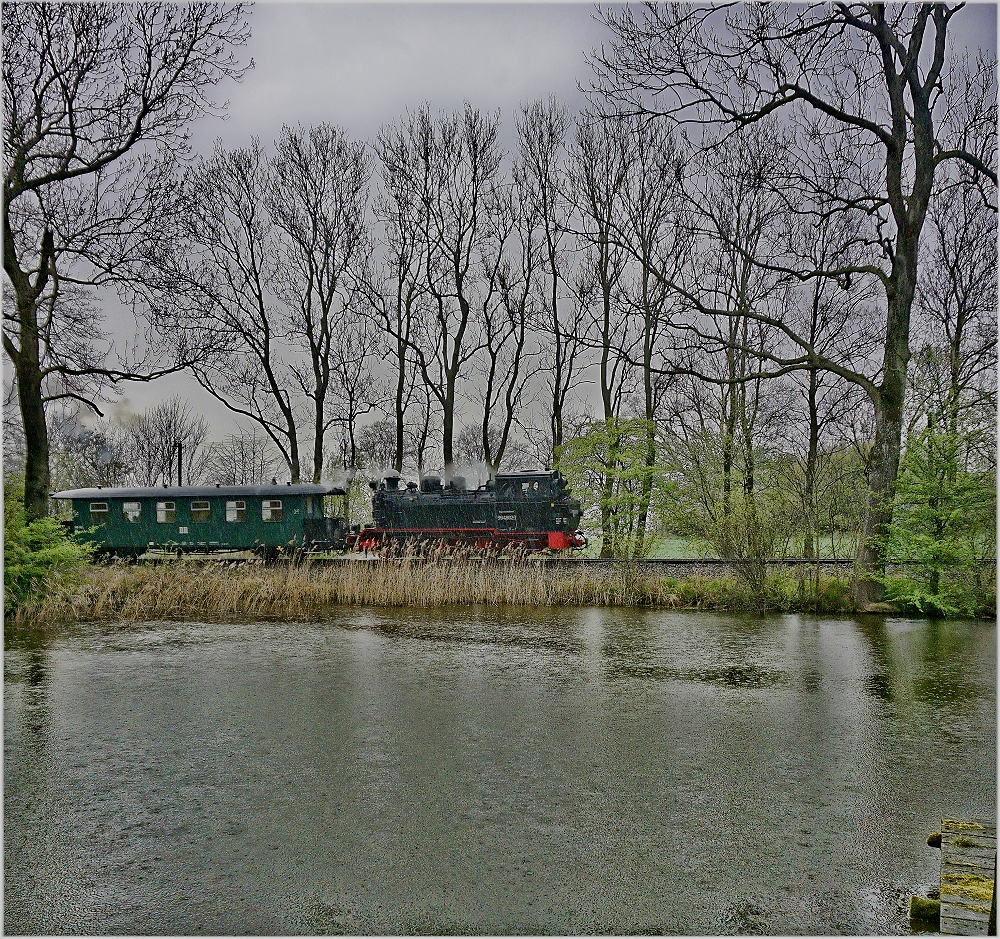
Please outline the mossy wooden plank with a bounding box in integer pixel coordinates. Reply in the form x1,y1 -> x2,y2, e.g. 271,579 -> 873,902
941,897 -> 992,914
944,819 -> 991,833
939,818 -> 996,936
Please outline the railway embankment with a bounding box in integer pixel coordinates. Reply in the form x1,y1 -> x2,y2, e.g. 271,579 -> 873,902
6,555 -> 995,628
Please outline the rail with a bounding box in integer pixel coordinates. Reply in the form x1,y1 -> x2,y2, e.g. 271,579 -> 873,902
129,552 -> 996,569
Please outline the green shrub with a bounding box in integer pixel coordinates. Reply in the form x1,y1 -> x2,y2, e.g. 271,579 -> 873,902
881,573 -> 994,619
4,485 -> 93,617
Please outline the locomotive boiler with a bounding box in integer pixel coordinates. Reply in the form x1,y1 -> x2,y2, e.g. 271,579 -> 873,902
354,469 -> 586,552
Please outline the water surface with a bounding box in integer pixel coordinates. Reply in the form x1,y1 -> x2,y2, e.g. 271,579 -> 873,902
4,609 -> 996,934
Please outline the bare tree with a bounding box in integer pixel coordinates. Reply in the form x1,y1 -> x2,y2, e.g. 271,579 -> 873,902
357,418 -> 399,475
690,128 -> 795,524
404,380 -> 439,477
475,185 -> 538,471
374,103 -> 503,477
910,169 -> 997,444
369,142 -> 427,474
174,139 -> 303,481
206,427 -> 279,486
270,122 -> 372,482
569,113 -> 635,557
514,97 -> 585,466
632,124 -> 800,569
326,314 -> 385,476
780,200 -> 878,561
614,115 -> 689,556
592,3 -> 997,602
3,2 -> 250,517
121,396 -> 211,486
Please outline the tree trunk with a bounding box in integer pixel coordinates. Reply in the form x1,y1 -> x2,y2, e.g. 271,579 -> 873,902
442,381 -> 455,475
852,220 -> 918,606
633,418 -> 656,559
599,456 -> 616,559
287,434 -> 301,484
18,349 -> 50,521
597,247 -> 620,559
633,307 -> 656,559
549,250 -> 564,469
5,228 -> 55,521
312,397 -> 324,484
853,394 -> 901,605
803,369 -> 820,560
394,336 -> 407,474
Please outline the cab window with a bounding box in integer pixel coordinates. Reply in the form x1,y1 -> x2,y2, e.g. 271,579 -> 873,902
156,501 -> 176,524
122,502 -> 141,522
226,500 -> 246,522
262,499 -> 283,522
191,500 -> 211,523
90,502 -> 108,524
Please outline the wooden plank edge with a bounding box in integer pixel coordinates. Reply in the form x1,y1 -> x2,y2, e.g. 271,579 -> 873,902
941,904 -> 992,921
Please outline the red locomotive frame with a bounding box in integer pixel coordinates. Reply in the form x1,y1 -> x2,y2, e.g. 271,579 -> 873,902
350,526 -> 586,552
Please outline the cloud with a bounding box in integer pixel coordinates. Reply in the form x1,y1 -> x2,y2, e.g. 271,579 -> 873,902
190,3 -> 602,153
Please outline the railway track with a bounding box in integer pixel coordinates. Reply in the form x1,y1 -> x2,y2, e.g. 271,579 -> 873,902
131,553 -> 993,569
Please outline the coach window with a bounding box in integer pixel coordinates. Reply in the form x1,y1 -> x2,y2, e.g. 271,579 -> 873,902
191,500 -> 211,523
226,500 -> 246,522
122,502 -> 141,523
156,501 -> 176,524
90,502 -> 108,524
262,499 -> 283,522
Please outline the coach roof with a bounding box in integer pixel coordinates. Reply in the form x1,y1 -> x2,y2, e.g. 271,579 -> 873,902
51,483 -> 346,500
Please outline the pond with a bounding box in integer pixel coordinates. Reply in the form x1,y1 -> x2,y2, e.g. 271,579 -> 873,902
4,609 -> 996,935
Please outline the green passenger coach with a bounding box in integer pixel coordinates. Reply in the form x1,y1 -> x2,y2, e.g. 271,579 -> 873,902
52,483 -> 347,558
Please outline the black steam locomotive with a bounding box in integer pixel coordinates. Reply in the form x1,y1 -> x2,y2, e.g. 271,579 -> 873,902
353,469 -> 586,552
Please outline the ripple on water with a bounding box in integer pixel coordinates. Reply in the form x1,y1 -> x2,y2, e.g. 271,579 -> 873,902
3,610 -> 995,936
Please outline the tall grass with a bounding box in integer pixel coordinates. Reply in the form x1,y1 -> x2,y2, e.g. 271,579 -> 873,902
6,552 -> 870,628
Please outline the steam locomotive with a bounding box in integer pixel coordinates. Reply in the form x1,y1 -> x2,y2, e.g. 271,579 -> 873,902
353,469 -> 586,552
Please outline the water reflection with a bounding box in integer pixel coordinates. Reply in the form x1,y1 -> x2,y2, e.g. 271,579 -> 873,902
5,629 -> 52,750
3,611 -> 995,936
855,617 -> 995,717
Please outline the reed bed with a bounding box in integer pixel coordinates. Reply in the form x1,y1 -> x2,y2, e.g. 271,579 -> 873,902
7,554 -> 859,628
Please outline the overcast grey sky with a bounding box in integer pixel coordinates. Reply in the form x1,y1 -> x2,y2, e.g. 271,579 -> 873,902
191,3 -> 604,154
192,1 -> 996,159
112,1 -> 998,436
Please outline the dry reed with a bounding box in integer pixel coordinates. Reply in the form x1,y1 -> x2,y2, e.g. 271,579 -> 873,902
7,554 -> 855,628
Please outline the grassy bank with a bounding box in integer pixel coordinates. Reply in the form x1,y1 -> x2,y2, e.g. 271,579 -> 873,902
2,556 -> 898,628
